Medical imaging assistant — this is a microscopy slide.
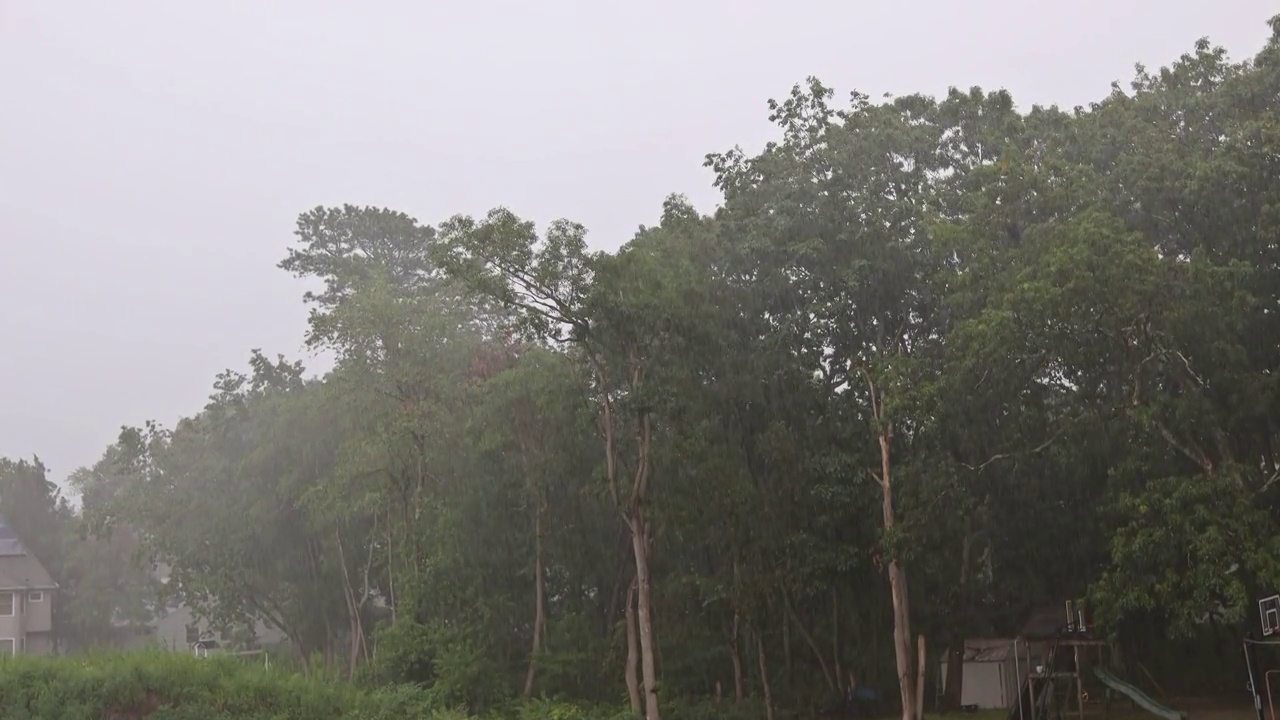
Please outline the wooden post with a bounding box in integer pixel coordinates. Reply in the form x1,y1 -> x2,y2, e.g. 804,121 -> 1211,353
916,635 -> 927,720
1075,644 -> 1084,720
1026,640 -> 1035,720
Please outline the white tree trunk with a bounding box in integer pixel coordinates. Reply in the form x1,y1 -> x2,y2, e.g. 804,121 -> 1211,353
631,515 -> 660,720
880,429 -> 917,720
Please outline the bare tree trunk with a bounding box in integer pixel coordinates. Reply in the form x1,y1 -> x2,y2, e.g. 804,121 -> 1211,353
597,353 -> 660,720
943,530 -> 973,711
916,634 -> 927,720
943,635 -> 964,712
523,498 -> 547,697
833,588 -> 843,690
757,629 -> 776,720
604,531 -> 631,636
785,594 -> 835,690
631,513 -> 660,720
334,530 -> 364,680
625,575 -> 642,715
358,523 -> 377,663
783,609 -> 793,686
879,427 -> 917,720
386,503 -> 397,624
730,610 -> 745,703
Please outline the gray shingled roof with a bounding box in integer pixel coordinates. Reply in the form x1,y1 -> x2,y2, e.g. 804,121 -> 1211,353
0,517 -> 58,590
0,554 -> 57,590
0,518 -> 27,556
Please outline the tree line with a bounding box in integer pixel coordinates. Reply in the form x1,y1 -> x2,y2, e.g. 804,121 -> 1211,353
3,19 -> 1279,720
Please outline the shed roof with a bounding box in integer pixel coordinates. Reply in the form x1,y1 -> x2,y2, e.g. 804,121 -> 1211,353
1021,604 -> 1069,639
965,639 -> 1016,662
947,638 -> 1052,664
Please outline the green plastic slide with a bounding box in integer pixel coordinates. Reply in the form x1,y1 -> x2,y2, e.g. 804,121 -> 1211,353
1092,666 -> 1187,720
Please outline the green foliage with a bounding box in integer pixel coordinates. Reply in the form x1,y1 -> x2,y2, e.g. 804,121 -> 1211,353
1093,475 -> 1280,636
14,15 -> 1280,718
0,651 -> 650,720
0,651 -> 359,719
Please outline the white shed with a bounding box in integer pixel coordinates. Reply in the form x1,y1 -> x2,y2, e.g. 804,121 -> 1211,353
940,639 -> 1047,710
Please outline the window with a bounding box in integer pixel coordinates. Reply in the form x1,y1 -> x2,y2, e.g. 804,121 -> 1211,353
185,624 -> 199,645
27,591 -> 42,603
0,593 -> 13,617
0,639 -> 14,657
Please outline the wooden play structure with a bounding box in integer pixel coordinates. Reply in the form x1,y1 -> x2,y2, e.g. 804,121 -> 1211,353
1006,601 -> 1186,720
1245,594 -> 1280,720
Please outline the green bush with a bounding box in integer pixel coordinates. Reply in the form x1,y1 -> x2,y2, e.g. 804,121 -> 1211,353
0,652 -> 662,720
506,698 -> 636,720
0,651 -> 397,720
364,618 -> 513,713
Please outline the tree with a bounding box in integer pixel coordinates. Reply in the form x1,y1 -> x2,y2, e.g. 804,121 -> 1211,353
709,79 -> 951,720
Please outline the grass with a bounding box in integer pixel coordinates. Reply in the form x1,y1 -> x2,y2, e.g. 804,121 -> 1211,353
0,651 -> 642,719
923,704 -> 1187,720
0,650 -> 435,720
0,651 -> 1217,720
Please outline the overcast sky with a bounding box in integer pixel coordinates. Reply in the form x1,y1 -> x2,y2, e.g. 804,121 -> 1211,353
1,0 -> 1273,488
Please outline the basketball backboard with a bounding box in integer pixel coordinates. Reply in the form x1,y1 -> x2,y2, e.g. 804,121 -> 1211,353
1260,595 -> 1280,637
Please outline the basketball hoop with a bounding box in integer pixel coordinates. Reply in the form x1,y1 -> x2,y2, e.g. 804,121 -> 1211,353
1260,596 -> 1280,637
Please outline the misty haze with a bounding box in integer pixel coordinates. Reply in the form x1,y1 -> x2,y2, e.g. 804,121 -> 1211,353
1,3 -> 1279,720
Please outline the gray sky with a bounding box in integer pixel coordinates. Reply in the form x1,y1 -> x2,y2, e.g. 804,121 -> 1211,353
1,0 -> 1273,489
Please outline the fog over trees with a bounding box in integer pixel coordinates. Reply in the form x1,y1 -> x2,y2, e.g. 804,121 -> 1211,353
3,17 -> 1280,720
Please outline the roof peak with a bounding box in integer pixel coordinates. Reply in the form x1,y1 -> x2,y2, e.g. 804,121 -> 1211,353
0,515 -> 31,556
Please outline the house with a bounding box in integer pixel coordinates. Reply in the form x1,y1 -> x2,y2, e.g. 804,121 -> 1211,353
0,518 -> 59,655
121,562 -> 288,653
147,602 -> 286,653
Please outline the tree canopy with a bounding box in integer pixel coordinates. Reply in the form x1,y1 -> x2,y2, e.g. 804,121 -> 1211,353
8,17 -> 1280,720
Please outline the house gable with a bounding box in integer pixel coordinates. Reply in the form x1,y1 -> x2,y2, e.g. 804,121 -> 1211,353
0,518 -> 57,591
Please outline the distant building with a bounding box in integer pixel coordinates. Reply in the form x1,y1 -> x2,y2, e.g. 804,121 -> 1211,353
940,638 -> 1051,709
0,517 -> 59,655
114,562 -> 287,653
940,604 -> 1067,709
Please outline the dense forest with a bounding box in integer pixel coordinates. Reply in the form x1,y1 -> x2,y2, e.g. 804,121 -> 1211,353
3,18 -> 1280,720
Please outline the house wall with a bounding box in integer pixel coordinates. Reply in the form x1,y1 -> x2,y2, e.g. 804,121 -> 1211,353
25,631 -> 55,656
0,590 -> 54,654
24,590 -> 52,632
0,590 -> 22,647
940,658 -> 1023,709
971,662 -> 1007,709
149,604 -> 288,652
154,604 -> 194,651
943,640 -> 1053,710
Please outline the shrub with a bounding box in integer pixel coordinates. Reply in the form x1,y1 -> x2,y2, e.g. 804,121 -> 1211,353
0,651 -> 653,720
0,651 -> 359,720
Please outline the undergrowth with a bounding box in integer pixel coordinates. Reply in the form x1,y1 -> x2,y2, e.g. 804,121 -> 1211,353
0,651 -> 637,720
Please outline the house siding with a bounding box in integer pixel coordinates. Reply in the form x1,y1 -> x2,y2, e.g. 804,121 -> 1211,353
144,563 -> 287,652
25,631 -> 54,656
0,590 -> 56,655
23,591 -> 52,632
0,592 -> 22,642
154,605 -> 194,651
0,518 -> 59,655
941,640 -> 1049,709
146,604 -> 288,653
